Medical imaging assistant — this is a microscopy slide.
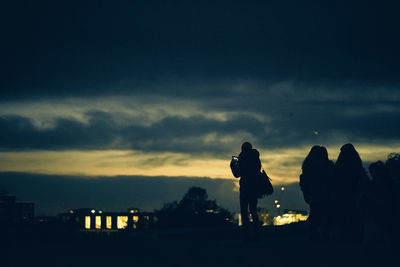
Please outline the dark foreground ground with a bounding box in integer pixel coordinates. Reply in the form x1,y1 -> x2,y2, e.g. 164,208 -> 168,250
3,223 -> 399,267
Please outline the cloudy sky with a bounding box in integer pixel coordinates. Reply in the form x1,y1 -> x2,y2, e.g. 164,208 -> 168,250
1,1 -> 399,213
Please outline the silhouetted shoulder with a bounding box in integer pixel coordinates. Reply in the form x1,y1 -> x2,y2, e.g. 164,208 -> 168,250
253,149 -> 260,157
238,148 -> 260,159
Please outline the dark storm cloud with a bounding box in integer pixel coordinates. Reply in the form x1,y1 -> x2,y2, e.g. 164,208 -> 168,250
0,111 -> 263,152
0,172 -> 307,215
1,1 -> 399,154
1,0 -> 400,100
1,105 -> 399,153
0,113 -> 116,150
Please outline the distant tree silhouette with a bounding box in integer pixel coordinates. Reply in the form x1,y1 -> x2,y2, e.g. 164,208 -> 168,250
160,201 -> 179,212
156,187 -> 232,228
387,153 -> 400,181
177,187 -> 216,215
182,187 -> 208,201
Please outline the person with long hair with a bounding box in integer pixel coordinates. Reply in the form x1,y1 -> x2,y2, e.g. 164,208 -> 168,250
333,143 -> 369,242
238,142 -> 261,238
300,145 -> 334,240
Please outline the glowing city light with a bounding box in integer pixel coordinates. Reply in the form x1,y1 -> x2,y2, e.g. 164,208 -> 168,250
117,216 -> 128,229
273,212 -> 308,226
274,200 -> 279,204
106,216 -> 112,229
91,209 -> 95,214
276,204 -> 281,208
281,187 -> 285,191
95,216 -> 101,229
85,216 -> 91,229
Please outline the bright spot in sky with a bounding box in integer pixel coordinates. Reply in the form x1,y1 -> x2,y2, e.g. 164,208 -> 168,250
314,130 -> 319,135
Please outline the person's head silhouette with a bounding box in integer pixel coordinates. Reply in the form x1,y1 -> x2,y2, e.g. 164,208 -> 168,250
241,142 -> 252,152
369,161 -> 387,181
341,143 -> 359,159
302,145 -> 329,168
336,143 -> 363,171
305,145 -> 329,163
340,143 -> 356,153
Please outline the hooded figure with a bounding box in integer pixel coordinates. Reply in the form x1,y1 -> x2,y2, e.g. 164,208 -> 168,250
300,145 -> 334,240
333,143 -> 369,242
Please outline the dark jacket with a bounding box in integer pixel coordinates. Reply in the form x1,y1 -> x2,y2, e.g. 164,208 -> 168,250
238,149 -> 261,195
300,160 -> 334,205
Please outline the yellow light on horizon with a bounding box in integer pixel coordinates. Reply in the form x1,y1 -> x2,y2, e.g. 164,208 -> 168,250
2,144 -> 400,185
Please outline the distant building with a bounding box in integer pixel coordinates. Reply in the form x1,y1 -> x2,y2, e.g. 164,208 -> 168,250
58,208 -> 157,231
0,193 -> 35,224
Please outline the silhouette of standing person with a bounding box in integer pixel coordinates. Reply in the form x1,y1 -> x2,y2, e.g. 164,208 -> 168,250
366,161 -> 393,243
300,145 -> 334,240
333,143 -> 369,242
238,142 -> 261,238
386,153 -> 400,243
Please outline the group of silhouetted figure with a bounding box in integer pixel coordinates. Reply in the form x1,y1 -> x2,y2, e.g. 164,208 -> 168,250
234,142 -> 400,243
300,143 -> 400,244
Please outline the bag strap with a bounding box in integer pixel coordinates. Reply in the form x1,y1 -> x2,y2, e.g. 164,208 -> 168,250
260,162 -> 272,181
